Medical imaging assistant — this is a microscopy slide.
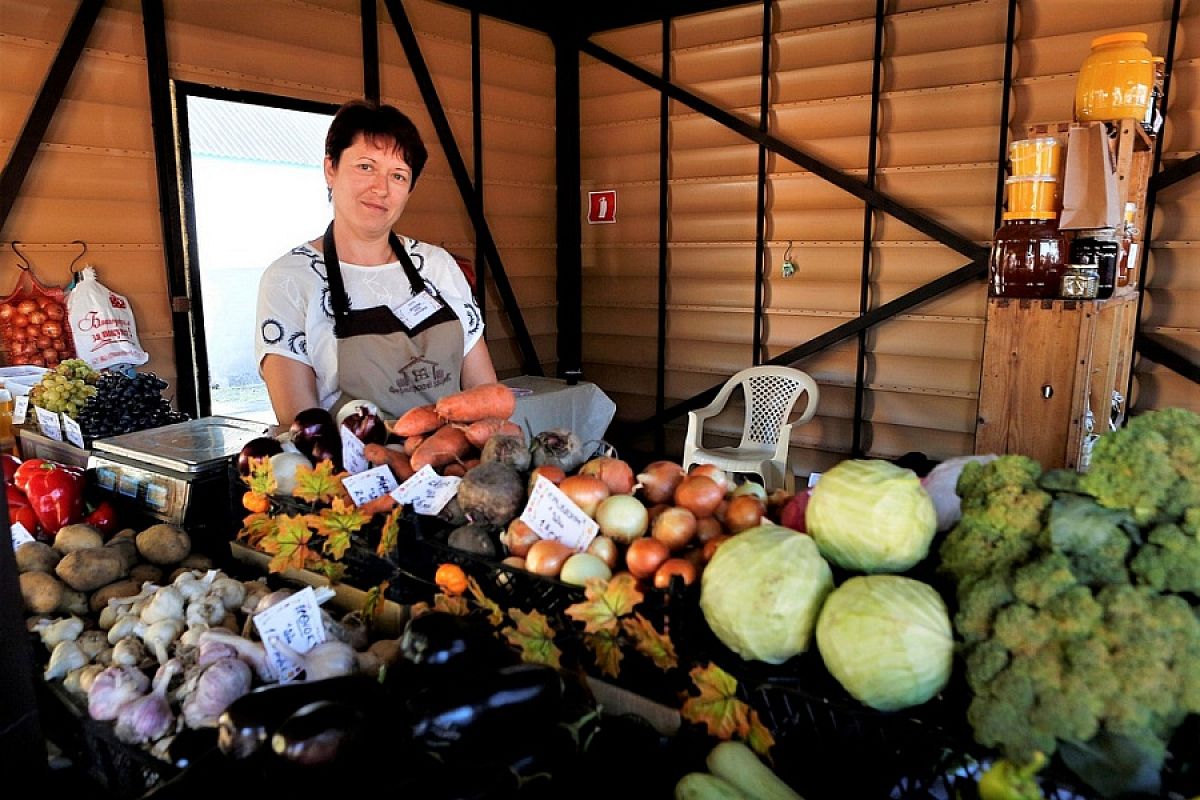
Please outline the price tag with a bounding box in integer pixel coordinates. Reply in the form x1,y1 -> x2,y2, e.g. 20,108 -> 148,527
520,475 -> 599,552
62,414 -> 86,449
342,464 -> 399,507
12,395 -> 28,426
35,407 -> 62,441
806,472 -> 822,489
395,291 -> 441,327
10,521 -> 35,550
391,465 -> 461,515
341,431 -> 369,475
253,586 -> 327,683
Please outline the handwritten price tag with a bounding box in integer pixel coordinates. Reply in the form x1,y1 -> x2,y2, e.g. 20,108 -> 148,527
253,586 -> 327,683
520,475 -> 599,552
10,521 -> 35,550
62,414 -> 86,449
341,432 -> 369,475
391,465 -> 461,515
35,407 -> 62,441
342,464 -> 398,507
12,395 -> 28,426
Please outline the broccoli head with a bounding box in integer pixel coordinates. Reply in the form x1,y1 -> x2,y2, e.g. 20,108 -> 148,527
939,456 -> 1052,585
1130,508 -> 1200,594
1079,407 -> 1200,525
1044,494 -> 1137,586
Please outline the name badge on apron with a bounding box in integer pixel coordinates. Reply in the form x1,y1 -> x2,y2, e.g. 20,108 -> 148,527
395,291 -> 441,328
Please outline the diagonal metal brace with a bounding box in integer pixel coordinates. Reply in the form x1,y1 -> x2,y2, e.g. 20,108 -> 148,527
1136,333 -> 1200,385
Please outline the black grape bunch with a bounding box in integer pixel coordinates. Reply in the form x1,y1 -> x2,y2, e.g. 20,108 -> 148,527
77,370 -> 190,439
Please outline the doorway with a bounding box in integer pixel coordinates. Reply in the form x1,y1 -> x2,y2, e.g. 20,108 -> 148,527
175,86 -> 337,423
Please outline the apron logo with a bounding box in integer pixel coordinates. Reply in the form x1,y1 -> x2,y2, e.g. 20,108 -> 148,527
390,357 -> 451,395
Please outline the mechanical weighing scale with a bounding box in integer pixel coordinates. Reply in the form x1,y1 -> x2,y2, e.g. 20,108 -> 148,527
87,416 -> 270,553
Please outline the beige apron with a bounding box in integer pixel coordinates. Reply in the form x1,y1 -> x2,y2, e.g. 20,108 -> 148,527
322,222 -> 464,419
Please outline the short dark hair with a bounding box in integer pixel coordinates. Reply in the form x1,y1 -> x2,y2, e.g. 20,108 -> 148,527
325,100 -> 428,186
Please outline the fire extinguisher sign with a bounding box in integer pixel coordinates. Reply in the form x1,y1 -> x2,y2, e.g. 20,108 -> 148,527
587,189 -> 617,224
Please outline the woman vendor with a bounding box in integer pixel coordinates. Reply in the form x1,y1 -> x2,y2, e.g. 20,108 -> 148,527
255,99 -> 496,426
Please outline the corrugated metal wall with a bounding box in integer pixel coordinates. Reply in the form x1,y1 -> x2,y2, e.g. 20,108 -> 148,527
0,0 -> 559,407
2,0 -> 1195,468
580,0 -> 1198,475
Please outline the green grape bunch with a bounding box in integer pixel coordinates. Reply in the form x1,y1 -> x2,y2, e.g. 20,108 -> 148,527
29,359 -> 100,419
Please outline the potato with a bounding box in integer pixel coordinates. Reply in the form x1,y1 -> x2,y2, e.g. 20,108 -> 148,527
89,579 -> 142,614
55,548 -> 128,592
129,563 -> 163,585
15,541 -> 61,574
135,524 -> 191,565
104,536 -> 139,572
54,523 -> 104,554
179,553 -> 213,571
20,572 -> 65,614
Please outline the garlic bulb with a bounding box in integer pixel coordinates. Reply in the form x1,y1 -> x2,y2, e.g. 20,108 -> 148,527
76,630 -> 109,660
141,586 -> 186,626
45,640 -> 88,681
198,629 -> 273,682
210,576 -> 247,611
111,636 -> 148,668
88,665 -> 149,721
173,571 -> 213,602
115,661 -> 179,745
270,637 -> 357,682
141,618 -> 185,664
36,616 -> 84,649
182,657 -> 252,729
107,614 -> 146,646
186,594 -> 226,629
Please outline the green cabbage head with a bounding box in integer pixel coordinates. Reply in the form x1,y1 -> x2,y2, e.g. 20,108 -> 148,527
816,575 -> 953,711
806,459 -> 936,572
700,524 -> 834,664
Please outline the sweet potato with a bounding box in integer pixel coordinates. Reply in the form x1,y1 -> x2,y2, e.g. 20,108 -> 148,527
460,417 -> 525,448
358,493 -> 398,517
364,443 -> 415,482
403,435 -> 425,456
434,383 -> 516,424
410,425 -> 472,471
392,404 -> 442,437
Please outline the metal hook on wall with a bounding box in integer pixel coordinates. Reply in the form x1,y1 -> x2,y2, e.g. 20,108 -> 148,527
11,241 -> 33,271
781,240 -> 797,278
69,240 -> 89,273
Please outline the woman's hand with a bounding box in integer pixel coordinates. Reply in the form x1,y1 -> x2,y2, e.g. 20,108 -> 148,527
261,354 -> 321,426
460,338 -> 498,389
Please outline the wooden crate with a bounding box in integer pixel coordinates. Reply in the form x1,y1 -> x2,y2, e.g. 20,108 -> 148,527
974,293 -> 1138,469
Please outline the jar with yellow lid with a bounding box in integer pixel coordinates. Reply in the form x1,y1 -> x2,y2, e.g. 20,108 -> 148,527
1075,32 -> 1156,123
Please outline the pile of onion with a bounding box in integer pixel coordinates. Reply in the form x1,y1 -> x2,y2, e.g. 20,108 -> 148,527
0,296 -> 74,367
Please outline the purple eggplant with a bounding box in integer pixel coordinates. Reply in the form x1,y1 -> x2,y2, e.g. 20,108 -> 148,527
290,407 -> 343,470
340,406 -> 387,446
236,436 -> 284,476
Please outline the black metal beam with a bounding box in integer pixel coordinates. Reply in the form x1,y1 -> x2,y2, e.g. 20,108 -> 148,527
432,0 -> 754,36
471,10 -> 486,316
992,0 -> 1019,232
0,0 -> 105,232
654,17 -> 671,455
751,0 -> 769,366
629,260 -> 986,433
578,38 -> 990,263
1136,333 -> 1200,385
1150,151 -> 1200,193
142,0 -> 203,418
554,35 -> 583,381
361,0 -> 380,103
381,0 -> 543,375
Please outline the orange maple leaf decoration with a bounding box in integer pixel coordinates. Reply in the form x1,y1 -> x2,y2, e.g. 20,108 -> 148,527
259,514 -> 321,574
503,609 -> 562,668
564,574 -> 644,634
307,497 -> 367,560
466,576 -> 505,627
433,593 -> 470,616
621,612 -> 678,671
363,581 -> 389,626
292,459 -> 348,504
584,630 -> 624,679
377,505 -> 402,557
680,662 -> 775,756
237,512 -> 277,547
243,456 -> 277,495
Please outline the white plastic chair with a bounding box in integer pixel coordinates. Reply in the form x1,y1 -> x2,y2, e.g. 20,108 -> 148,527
681,366 -> 819,493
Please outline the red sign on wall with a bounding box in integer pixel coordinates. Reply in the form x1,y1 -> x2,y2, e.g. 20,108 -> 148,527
587,190 -> 617,224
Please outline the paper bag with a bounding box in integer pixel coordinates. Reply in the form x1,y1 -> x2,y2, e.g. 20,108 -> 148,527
1060,122 -> 1121,231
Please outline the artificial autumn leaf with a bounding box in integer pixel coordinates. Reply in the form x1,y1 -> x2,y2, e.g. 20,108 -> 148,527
467,576 -> 504,627
503,609 -> 562,668
433,593 -> 470,616
260,514 -> 321,574
362,581 -> 390,628
310,559 -> 346,582
292,460 -> 348,504
680,662 -> 751,741
621,613 -> 678,671
237,512 -> 277,547
377,505 -> 402,557
308,497 -> 367,560
564,574 -> 644,635
744,708 -> 777,758
244,456 -> 277,495
584,630 -> 623,679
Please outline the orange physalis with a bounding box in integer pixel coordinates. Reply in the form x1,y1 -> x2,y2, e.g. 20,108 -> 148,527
435,563 -> 469,596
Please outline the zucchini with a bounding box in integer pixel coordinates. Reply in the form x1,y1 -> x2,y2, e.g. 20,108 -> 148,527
706,740 -> 803,800
675,772 -> 748,800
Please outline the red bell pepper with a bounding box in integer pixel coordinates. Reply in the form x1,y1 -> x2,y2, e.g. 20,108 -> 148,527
1,453 -> 21,485
18,460 -> 86,534
7,483 -> 41,535
85,499 -> 120,535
